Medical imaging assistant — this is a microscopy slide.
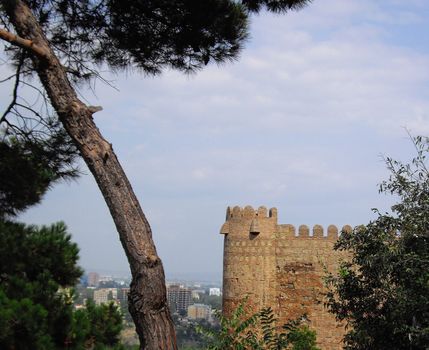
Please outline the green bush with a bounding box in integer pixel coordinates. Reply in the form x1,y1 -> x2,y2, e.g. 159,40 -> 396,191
325,135 -> 429,349
197,301 -> 320,350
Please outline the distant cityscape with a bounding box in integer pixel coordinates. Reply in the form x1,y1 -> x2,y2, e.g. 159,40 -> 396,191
74,271 -> 223,346
77,271 -> 222,321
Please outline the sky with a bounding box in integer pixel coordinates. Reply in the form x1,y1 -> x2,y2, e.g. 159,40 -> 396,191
9,0 -> 429,281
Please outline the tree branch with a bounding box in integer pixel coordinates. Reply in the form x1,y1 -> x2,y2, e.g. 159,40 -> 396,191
1,53 -> 23,124
0,27 -> 49,60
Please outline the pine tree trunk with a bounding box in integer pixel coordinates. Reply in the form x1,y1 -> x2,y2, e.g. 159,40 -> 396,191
3,1 -> 177,349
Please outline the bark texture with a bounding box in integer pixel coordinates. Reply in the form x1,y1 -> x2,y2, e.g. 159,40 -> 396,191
2,1 -> 177,349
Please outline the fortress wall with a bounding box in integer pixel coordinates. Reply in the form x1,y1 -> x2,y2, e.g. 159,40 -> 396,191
275,224 -> 348,349
221,206 -> 350,350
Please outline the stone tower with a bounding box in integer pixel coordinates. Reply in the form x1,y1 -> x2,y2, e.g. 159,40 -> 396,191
220,205 -> 350,350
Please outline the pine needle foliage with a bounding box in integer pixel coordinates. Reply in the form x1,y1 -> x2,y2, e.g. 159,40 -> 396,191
0,220 -> 81,349
0,135 -> 79,218
242,0 -> 312,14
0,220 -> 125,349
1,1 -> 311,78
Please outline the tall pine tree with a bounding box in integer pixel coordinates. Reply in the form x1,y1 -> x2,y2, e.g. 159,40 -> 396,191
0,1 -> 311,348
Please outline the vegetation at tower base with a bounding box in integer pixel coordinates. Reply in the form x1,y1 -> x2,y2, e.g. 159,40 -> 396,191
197,300 -> 320,350
0,1 -> 311,348
325,136 -> 429,350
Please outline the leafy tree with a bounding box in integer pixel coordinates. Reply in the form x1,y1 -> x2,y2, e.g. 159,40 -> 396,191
286,325 -> 319,350
175,320 -> 209,349
198,301 -> 320,350
0,220 -> 81,349
325,135 -> 429,350
0,1 -> 311,348
71,300 -> 124,350
0,220 -> 126,349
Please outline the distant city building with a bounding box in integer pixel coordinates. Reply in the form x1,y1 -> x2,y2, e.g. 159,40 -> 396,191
93,289 -> 108,305
209,288 -> 221,296
188,304 -> 211,320
167,284 -> 192,313
87,272 -> 100,287
93,288 -> 118,305
118,288 -> 130,302
191,290 -> 203,300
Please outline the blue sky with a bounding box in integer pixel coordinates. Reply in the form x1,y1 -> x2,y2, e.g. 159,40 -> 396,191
13,0 -> 429,280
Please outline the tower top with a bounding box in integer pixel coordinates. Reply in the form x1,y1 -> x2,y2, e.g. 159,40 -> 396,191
220,205 -> 351,239
225,205 -> 277,221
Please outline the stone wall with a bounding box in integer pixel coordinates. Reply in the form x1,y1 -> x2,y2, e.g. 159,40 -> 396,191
220,205 -> 349,350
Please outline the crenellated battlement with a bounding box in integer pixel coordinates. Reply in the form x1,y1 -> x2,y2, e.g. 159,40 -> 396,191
276,223 -> 352,239
225,205 -> 277,220
220,205 -> 351,240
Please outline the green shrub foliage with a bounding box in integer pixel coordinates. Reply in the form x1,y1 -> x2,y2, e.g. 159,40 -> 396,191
325,136 -> 429,350
198,300 -> 320,350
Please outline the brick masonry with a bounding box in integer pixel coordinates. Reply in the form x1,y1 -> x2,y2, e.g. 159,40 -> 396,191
220,205 -> 350,350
